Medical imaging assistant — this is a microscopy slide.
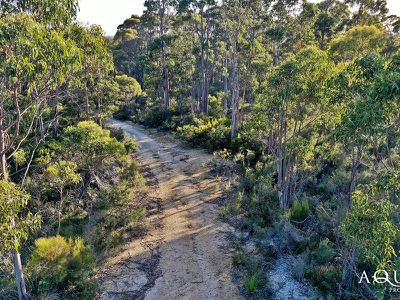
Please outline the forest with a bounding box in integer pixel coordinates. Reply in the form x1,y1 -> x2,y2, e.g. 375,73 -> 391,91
0,0 -> 400,299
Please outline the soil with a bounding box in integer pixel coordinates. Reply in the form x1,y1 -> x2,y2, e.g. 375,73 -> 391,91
96,119 -> 242,300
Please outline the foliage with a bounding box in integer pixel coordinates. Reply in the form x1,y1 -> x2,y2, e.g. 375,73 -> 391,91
61,121 -> 127,170
0,180 -> 40,253
115,74 -> 142,100
44,161 -> 81,190
306,264 -> 339,292
290,199 -> 310,222
340,187 -> 399,269
176,117 -> 231,151
312,238 -> 336,265
340,186 -> 399,271
27,236 -> 95,298
244,273 -> 259,293
142,106 -> 178,128
92,170 -> 146,251
328,25 -> 388,62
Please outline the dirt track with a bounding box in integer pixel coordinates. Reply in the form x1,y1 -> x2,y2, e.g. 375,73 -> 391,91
98,119 -> 242,300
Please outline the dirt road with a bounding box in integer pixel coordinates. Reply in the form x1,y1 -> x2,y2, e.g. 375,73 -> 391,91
98,119 -> 242,300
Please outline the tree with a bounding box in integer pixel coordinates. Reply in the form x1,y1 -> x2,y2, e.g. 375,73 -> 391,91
345,0 -> 388,26
44,161 -> 81,234
115,75 -> 143,103
67,24 -> 114,125
57,121 -> 127,198
0,0 -> 79,28
333,53 -> 393,207
143,0 -> 175,108
113,15 -> 145,82
328,25 -> 388,62
253,47 -> 333,209
177,0 -> 218,114
0,180 -> 40,299
221,0 -> 252,138
314,0 -> 350,49
341,185 -> 399,271
0,14 -> 80,180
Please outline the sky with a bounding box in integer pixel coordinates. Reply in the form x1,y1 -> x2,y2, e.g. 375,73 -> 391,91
77,0 -> 145,36
77,0 -> 400,36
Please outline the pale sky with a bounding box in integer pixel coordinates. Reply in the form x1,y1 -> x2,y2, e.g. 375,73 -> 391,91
78,0 -> 145,36
77,0 -> 400,36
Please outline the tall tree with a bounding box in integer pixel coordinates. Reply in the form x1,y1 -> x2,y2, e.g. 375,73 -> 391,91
253,47 -> 333,209
143,0 -> 174,108
0,15 -> 80,298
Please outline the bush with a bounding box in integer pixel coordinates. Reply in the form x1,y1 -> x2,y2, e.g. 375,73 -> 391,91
142,106 -> 178,128
312,238 -> 336,265
28,236 -> 95,298
113,105 -> 134,121
176,117 -> 231,151
244,273 -> 260,293
290,199 -> 310,222
232,244 -> 247,266
58,210 -> 88,238
306,264 -> 339,292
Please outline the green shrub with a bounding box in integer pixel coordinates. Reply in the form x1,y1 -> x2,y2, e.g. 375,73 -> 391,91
232,244 -> 247,266
241,168 -> 257,192
306,264 -> 339,292
93,203 -> 146,251
244,273 -> 260,293
28,236 -> 95,298
312,238 -> 336,265
121,161 -> 145,187
143,106 -> 178,128
113,105 -> 134,121
59,210 -> 88,238
208,95 -> 224,118
176,117 -> 231,151
290,199 -> 310,222
292,254 -> 308,280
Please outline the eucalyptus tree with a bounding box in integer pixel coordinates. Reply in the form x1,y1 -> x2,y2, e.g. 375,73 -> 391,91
345,0 -> 388,26
335,52 -> 400,207
0,14 -> 81,299
264,0 -> 301,65
143,0 -> 176,108
314,0 -> 350,49
220,0 -> 253,138
0,15 -> 81,180
68,24 -> 114,125
177,0 -> 218,114
0,0 -> 79,28
328,24 -> 389,62
0,181 -> 40,300
253,47 -> 333,209
113,15 -> 145,82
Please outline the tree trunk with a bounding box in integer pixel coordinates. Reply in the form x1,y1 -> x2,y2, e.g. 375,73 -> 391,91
78,171 -> 91,200
57,189 -> 63,235
95,98 -> 102,126
223,56 -> 229,115
230,34 -> 239,139
0,118 -> 7,180
160,0 -> 170,108
199,5 -> 209,115
273,44 -> 279,66
277,155 -> 284,209
339,245 -> 355,299
85,81 -> 90,118
39,114 -> 45,141
349,145 -> 362,208
13,251 -> 29,300
161,52 -> 170,108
